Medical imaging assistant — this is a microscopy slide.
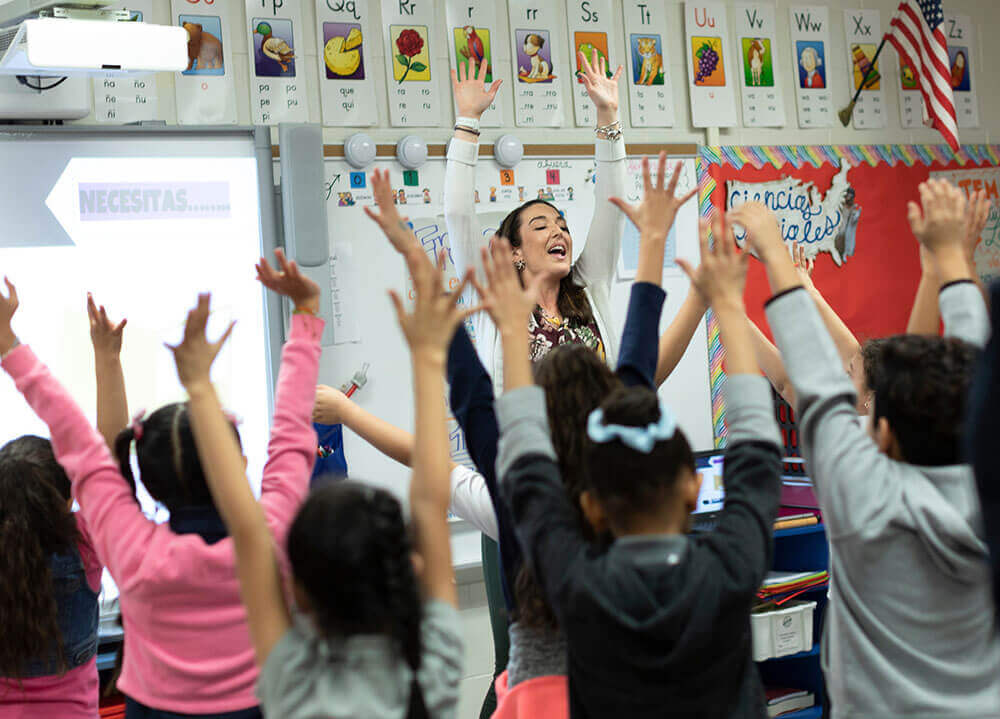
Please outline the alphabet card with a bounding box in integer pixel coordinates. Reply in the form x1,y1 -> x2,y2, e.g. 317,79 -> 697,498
171,0 -> 238,124
316,0 -> 378,126
445,0 -> 507,127
733,3 -> 785,127
683,2 -> 738,127
507,0 -> 568,127
843,9 -> 885,129
246,0 -> 310,125
621,0 -> 675,128
93,0 -> 158,124
897,54 -> 925,129
566,0 -> 618,127
945,14 -> 979,129
789,6 -> 833,127
382,0 -> 442,126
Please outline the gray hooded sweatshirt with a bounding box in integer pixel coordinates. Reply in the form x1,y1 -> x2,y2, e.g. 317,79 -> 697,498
766,281 -> 1000,718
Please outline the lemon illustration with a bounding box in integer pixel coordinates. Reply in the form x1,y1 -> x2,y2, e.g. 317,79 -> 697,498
325,29 -> 362,76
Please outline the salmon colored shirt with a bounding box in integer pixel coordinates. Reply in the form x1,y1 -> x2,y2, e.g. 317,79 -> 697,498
492,670 -> 568,719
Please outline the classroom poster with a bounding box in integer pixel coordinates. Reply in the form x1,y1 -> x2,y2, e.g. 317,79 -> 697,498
507,0 -> 567,127
945,14 -> 979,129
382,0 -> 442,126
930,167 -> 1000,283
683,2 -> 738,128
93,0 -> 158,124
245,0 -> 309,124
843,9 -> 885,130
733,3 -> 785,127
788,6 -> 833,128
444,0 -> 507,128
565,0 -> 617,127
897,53 -> 924,129
315,0 -> 378,126
171,0 -> 238,124
621,0 -> 675,128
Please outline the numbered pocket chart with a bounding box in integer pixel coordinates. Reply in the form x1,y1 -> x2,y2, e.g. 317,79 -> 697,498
621,0 -> 675,128
565,0 -> 618,127
788,6 -> 833,128
382,0 -> 442,126
683,2 -> 738,127
843,9 -> 885,130
444,0 -> 508,128
732,3 -> 785,128
93,0 -> 158,123
318,151 -> 712,490
316,0 -> 378,126
171,0 -> 239,124
246,0 -> 310,124
507,0 -> 569,127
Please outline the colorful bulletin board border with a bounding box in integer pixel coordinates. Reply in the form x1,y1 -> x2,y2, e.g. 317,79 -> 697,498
698,144 -> 1000,448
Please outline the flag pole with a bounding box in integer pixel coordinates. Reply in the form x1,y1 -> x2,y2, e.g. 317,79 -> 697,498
838,34 -> 889,127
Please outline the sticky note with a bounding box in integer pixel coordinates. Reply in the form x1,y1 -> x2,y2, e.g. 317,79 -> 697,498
500,169 -> 515,186
350,171 -> 366,188
403,170 -> 419,186
546,169 -> 560,185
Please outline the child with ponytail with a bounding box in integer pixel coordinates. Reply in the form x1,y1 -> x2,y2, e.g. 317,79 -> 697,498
0,250 -> 322,719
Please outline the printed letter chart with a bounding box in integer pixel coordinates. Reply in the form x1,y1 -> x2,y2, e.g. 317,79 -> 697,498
507,0 -> 567,127
621,0 -> 675,128
733,4 -> 785,127
683,2 -> 738,127
566,0 -> 617,127
945,14 -> 979,129
315,0 -> 378,126
788,6 -> 833,128
445,0 -> 507,128
382,0 -> 442,127
246,0 -> 310,124
171,0 -> 238,124
843,9 -> 885,129
897,45 -> 924,129
93,0 -> 158,124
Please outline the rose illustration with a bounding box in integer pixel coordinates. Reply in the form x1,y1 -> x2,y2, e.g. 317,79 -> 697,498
395,28 -> 427,83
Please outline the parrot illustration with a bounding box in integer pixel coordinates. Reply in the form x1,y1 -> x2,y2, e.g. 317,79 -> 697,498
459,25 -> 488,74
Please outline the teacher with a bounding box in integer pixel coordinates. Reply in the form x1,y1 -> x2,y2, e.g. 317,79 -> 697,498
445,54 -> 626,393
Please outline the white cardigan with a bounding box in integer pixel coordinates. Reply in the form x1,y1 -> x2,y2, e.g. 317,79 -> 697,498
444,135 -> 628,397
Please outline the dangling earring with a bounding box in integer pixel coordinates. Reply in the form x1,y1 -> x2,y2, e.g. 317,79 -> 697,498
514,259 -> 525,271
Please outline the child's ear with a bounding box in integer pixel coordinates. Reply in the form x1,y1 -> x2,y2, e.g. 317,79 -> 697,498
579,490 -> 609,535
682,468 -> 700,514
873,417 -> 902,460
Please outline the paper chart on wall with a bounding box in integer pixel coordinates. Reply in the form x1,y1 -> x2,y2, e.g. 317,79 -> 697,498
733,3 -> 785,127
315,0 -> 378,126
945,14 -> 979,129
788,5 -> 833,128
330,241 -> 361,345
930,168 -> 1000,283
507,0 -> 567,127
565,0 -> 617,127
93,0 -> 158,124
382,0 -> 442,126
897,48 -> 924,129
246,0 -> 309,125
843,9 -> 885,130
683,2 -> 738,128
444,0 -> 506,128
621,0 -> 675,128
170,0 -> 238,124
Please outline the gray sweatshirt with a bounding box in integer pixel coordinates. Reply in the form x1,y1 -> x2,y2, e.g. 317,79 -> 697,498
766,281 -> 1000,718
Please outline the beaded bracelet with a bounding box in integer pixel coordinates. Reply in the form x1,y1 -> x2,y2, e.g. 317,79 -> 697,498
595,120 -> 623,142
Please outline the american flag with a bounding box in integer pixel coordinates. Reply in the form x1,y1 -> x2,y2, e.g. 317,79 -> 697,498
887,0 -> 959,150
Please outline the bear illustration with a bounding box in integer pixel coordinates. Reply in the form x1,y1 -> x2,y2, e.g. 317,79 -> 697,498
184,22 -> 224,72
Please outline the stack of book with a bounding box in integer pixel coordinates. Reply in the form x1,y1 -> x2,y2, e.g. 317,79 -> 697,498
765,687 -> 815,717
773,511 -> 820,531
757,569 -> 829,604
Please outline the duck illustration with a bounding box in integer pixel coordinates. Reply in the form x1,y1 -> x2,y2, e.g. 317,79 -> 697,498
255,22 -> 295,72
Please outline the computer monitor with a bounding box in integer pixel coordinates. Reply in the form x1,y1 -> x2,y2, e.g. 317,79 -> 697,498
692,450 -> 725,516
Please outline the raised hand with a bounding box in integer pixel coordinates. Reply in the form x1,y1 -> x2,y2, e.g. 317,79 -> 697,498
727,201 -> 786,262
577,50 -> 622,124
677,217 -> 749,312
313,384 -> 349,424
791,242 -> 816,292
610,152 -> 697,241
0,277 -> 18,354
450,57 -> 502,119
256,248 -> 321,314
166,293 -> 235,390
906,178 -> 967,254
87,293 -> 127,359
964,189 -> 991,261
364,168 -> 420,256
472,237 -> 542,335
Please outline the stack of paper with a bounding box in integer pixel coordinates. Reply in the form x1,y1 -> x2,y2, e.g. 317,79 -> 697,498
758,570 -> 828,603
765,687 -> 815,717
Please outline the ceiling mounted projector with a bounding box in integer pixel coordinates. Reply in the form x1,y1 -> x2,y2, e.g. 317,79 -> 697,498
0,1 -> 188,76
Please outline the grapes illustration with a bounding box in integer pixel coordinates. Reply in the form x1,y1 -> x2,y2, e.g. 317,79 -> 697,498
695,40 -> 720,84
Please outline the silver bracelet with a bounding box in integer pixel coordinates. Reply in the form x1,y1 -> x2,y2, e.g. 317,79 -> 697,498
595,120 -> 623,142
1,337 -> 20,360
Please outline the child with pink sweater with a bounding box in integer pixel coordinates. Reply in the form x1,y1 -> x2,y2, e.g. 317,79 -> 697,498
0,250 -> 322,719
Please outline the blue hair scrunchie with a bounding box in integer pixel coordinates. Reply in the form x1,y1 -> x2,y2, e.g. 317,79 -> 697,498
586,397 -> 678,454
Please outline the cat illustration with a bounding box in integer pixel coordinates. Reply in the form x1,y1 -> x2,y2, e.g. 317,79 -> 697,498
636,37 -> 662,85
183,22 -> 224,72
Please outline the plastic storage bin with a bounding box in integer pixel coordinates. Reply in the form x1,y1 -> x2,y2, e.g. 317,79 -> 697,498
751,600 -> 817,661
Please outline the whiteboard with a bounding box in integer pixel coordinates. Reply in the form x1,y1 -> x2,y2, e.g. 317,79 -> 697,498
318,153 -> 712,499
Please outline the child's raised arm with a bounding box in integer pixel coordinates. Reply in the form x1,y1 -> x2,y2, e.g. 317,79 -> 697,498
87,293 -> 129,449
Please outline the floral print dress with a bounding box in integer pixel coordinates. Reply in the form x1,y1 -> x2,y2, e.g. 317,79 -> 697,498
528,306 -> 606,364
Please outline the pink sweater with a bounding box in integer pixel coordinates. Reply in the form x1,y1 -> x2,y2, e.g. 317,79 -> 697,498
492,671 -> 568,719
1,313 -> 323,714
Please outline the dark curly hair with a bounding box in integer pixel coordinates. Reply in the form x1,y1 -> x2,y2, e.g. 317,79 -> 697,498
860,338 -> 888,394
0,436 -> 79,679
496,200 -> 595,324
869,334 -> 977,466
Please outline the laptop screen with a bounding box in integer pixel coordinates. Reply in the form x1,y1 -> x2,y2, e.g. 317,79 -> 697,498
693,451 -> 725,515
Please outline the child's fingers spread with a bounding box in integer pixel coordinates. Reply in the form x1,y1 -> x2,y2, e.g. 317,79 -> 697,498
388,290 -> 407,325
641,155 -> 652,194
612,64 -> 623,82
655,151 -> 667,190
675,258 -> 696,283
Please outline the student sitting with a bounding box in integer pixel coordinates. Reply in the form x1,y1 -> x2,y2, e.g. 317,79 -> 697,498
486,214 -> 783,719
178,244 -> 465,717
732,179 -> 1000,717
0,435 -> 101,719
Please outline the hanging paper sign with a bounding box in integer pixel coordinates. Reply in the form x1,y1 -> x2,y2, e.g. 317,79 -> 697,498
843,9 -> 885,130
382,0 -> 441,127
507,0 -> 567,127
315,0 -> 378,126
733,3 -> 785,127
944,14 -> 979,129
683,2 -> 738,127
170,0 -> 238,125
621,0 -> 675,128
930,168 -> 1000,283
897,53 -> 924,129
565,0 -> 616,127
445,0 -> 506,128
93,1 -> 158,124
788,6 -> 833,128
246,0 -> 309,125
